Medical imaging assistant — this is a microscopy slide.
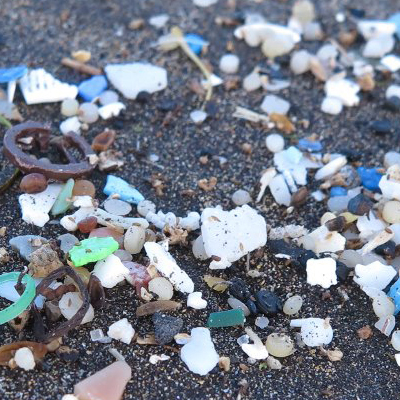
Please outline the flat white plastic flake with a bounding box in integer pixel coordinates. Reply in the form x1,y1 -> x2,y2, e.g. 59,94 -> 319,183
200,205 -> 267,269
354,261 -> 396,290
19,183 -> 62,227
144,242 -> 194,293
105,63 -> 167,100
19,69 -> 78,105
290,318 -> 333,347
306,258 -> 338,288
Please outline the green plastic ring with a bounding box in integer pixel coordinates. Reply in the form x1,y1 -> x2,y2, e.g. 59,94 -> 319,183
0,272 -> 35,325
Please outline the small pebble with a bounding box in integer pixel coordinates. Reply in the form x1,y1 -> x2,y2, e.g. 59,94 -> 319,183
14,347 -> 35,371
227,297 -> 250,317
370,120 -> 393,134
231,189 -> 251,206
283,295 -> 303,315
265,333 -> 294,358
79,103 -> 99,123
255,290 -> 282,316
20,173 -> 47,194
266,133 -> 284,153
78,216 -> 98,233
152,313 -> 183,345
104,198 -> 132,216
347,193 -> 373,215
61,98 -> 79,117
219,54 -> 240,74
72,180 -> 96,197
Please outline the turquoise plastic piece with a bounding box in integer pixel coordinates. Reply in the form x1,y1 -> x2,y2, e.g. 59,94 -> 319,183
51,178 -> 74,215
69,237 -> 119,267
0,272 -> 35,325
207,309 -> 245,328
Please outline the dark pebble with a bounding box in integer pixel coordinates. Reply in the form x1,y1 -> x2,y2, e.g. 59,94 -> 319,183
336,261 -> 352,282
255,289 -> 283,316
375,240 -> 396,258
325,216 -> 346,232
338,149 -> 364,162
347,193 -> 373,215
245,299 -> 258,315
205,101 -> 218,117
385,96 -> 400,112
229,277 -> 252,302
157,98 -> 177,112
370,120 -> 393,134
152,313 -> 183,345
136,91 -> 151,103
297,249 -> 317,269
268,239 -> 304,259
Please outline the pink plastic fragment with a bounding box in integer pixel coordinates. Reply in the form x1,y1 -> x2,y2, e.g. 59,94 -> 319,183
74,361 -> 131,400
123,262 -> 151,296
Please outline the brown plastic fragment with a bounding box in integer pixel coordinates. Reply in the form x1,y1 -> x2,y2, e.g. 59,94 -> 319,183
61,57 -> 102,75
87,274 -> 105,309
20,173 -> 48,194
3,121 -> 97,180
0,341 -> 47,366
136,300 -> 181,317
92,129 -> 116,152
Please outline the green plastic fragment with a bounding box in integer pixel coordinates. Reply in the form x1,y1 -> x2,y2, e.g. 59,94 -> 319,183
51,178 -> 75,216
69,237 -> 119,267
0,272 -> 35,325
207,309 -> 245,328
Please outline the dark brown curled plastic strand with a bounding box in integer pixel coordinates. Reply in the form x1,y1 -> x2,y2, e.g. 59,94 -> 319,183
33,266 -> 90,343
3,121 -> 97,180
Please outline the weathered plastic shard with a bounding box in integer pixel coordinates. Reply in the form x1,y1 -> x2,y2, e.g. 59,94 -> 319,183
306,258 -> 338,288
19,184 -> 63,227
379,165 -> 400,200
92,254 -> 130,288
180,327 -> 219,375
256,167 -> 277,202
74,361 -> 131,400
207,309 -> 245,328
234,23 -> 300,47
19,69 -> 78,105
200,205 -> 267,269
269,174 -> 291,206
315,156 -> 347,180
241,327 -> 269,359
98,102 -> 126,119
144,242 -> 194,293
105,63 -> 167,100
357,20 -> 396,40
290,318 -> 333,347
374,315 -> 395,336
69,237 -> 119,267
103,175 -> 145,204
302,225 -> 345,254
51,179 -> 74,216
354,261 -> 396,290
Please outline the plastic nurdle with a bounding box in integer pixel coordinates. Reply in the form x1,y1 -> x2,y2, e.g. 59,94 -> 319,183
0,272 -> 35,325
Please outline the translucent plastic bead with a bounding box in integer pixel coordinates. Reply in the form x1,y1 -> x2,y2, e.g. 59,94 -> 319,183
265,333 -> 294,357
283,295 -> 303,315
61,98 -> 79,117
99,90 -> 119,106
79,102 -> 99,123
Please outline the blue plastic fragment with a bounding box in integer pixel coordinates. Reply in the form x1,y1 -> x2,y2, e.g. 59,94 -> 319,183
185,34 -> 208,55
357,167 -> 383,192
78,75 -> 108,101
330,186 -> 347,197
388,276 -> 400,315
298,138 -> 323,152
389,12 -> 400,39
0,66 -> 28,83
103,175 -> 145,204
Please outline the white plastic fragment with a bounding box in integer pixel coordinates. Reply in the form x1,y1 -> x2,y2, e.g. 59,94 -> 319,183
192,235 -> 209,260
321,97 -> 343,115
381,55 -> 400,72
257,168 -> 277,202
302,225 -> 346,254
290,318 -> 333,347
357,210 -> 386,240
354,261 -> 396,290
315,156 -> 347,180
92,254 -> 130,288
105,63 -> 168,100
266,133 -> 284,153
145,242 -> 194,293
107,318 -> 135,344
379,165 -> 400,200
180,327 -> 219,375
357,20 -> 396,40
241,328 -> 269,360
148,277 -> 174,300
60,116 -> 81,134
187,292 -> 207,309
306,258 -> 338,289
98,102 -> 126,119
395,354 -> 400,367
269,174 -> 291,206
149,354 -> 170,364
391,330 -> 400,351
231,190 -> 251,206
190,110 -> 207,124
149,14 -> 169,28
386,85 -> 400,100
372,291 -> 395,318
261,95 -> 290,115
243,71 -> 262,91
59,292 -> 94,324
200,205 -> 267,269
363,35 -> 395,58
374,315 -> 395,336
290,50 -> 311,75
19,69 -> 78,105
14,347 -> 35,371
193,0 -> 218,7
19,183 -> 62,227
324,79 -> 360,107
137,200 -> 156,217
